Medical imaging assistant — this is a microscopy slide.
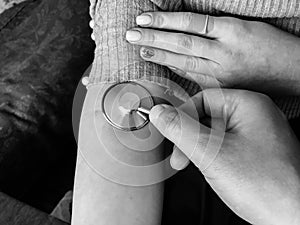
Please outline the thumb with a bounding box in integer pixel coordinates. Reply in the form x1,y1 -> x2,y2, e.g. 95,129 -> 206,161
170,145 -> 190,170
149,104 -> 211,168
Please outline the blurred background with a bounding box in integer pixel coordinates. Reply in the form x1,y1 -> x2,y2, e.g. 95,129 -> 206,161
0,0 -> 94,224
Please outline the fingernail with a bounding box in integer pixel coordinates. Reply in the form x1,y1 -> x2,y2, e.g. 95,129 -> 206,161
169,66 -> 182,72
170,154 -> 180,170
136,14 -> 152,26
170,155 -> 189,171
170,156 -> 182,170
81,76 -> 90,86
126,30 -> 142,42
89,20 -> 95,29
149,104 -> 168,123
91,33 -> 95,40
141,47 -> 155,59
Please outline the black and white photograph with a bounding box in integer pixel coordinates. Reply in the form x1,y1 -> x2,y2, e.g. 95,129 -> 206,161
0,0 -> 300,224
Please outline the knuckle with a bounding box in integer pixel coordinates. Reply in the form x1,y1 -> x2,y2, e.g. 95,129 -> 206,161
237,90 -> 271,106
144,30 -> 156,45
219,17 -> 238,33
185,56 -> 199,71
224,17 -> 240,30
197,74 -> 208,86
254,92 -> 273,104
226,17 -> 249,36
194,38 -> 215,56
234,20 -> 248,34
206,60 -> 219,73
152,12 -> 165,28
177,34 -> 194,50
181,12 -> 193,29
201,39 -> 212,50
163,109 -> 181,135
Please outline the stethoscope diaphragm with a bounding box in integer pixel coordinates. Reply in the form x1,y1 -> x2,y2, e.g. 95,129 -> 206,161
101,81 -> 154,131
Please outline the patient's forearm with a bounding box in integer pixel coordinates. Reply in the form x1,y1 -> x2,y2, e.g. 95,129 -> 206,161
71,0 -> 186,222
72,82 -> 174,225
72,154 -> 163,225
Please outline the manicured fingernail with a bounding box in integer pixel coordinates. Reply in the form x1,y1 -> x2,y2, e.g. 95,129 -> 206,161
141,47 -> 155,59
89,20 -> 95,29
170,154 -> 189,170
170,156 -> 182,170
81,76 -> 90,86
136,14 -> 152,26
169,66 -> 177,70
91,33 -> 95,40
126,30 -> 142,42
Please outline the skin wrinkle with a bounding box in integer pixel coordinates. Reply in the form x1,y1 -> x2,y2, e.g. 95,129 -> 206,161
154,13 -> 164,28
185,56 -> 199,71
222,96 -> 239,132
193,73 -> 208,86
88,0 -> 300,222
182,11 -> 193,30
163,109 -> 182,140
177,34 -> 194,50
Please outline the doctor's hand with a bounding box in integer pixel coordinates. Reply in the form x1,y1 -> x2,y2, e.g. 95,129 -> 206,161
149,89 -> 300,225
126,12 -> 300,95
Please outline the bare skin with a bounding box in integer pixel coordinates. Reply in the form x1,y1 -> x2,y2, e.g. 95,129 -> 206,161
73,10 -> 300,225
149,89 -> 300,225
72,81 -> 182,225
126,12 -> 300,96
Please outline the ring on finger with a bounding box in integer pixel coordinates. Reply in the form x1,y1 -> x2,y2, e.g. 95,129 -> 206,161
199,15 -> 209,35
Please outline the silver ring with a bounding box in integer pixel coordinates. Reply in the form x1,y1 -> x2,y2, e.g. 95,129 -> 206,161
200,14 -> 209,35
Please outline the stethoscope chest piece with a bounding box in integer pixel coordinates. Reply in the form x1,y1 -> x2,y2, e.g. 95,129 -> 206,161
102,82 -> 154,131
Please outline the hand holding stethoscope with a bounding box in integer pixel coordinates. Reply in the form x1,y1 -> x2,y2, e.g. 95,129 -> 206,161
149,89 -> 300,225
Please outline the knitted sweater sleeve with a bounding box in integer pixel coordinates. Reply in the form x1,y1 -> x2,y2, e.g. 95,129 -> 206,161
87,0 -> 200,97
88,0 -> 300,119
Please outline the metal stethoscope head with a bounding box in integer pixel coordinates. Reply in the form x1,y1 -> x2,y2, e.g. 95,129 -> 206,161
101,81 -> 154,131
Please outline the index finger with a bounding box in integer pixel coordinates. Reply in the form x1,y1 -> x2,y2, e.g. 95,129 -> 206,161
136,12 -> 222,39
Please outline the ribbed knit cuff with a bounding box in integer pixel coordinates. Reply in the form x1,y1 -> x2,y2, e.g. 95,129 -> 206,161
88,0 -> 200,98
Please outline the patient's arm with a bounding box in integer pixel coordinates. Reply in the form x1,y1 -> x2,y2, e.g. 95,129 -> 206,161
72,81 -> 171,225
71,0 -> 190,223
